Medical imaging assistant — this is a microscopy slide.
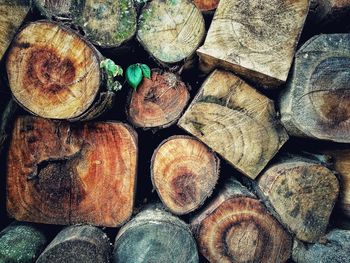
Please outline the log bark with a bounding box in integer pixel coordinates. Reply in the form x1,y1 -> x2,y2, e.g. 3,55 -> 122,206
197,0 -> 309,87
279,34 -> 350,142
127,70 -> 190,129
6,20 -> 114,121
151,136 -> 219,215
0,221 -> 48,263
137,0 -> 205,67
113,204 -> 199,263
34,0 -> 137,48
0,0 -> 30,61
191,178 -> 292,263
36,225 -> 110,263
193,0 -> 220,13
178,70 -> 288,179
292,229 -> 350,263
257,157 -> 339,242
0,98 -> 17,154
7,116 -> 137,227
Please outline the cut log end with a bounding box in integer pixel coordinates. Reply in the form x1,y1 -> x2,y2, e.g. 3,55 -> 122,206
137,0 -> 205,65
151,136 -> 219,215
6,21 -> 103,120
127,70 -> 190,129
258,160 -> 339,242
193,0 -> 220,12
7,116 -> 137,227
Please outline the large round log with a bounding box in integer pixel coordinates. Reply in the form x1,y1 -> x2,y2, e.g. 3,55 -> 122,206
113,205 -> 199,263
0,221 -> 48,263
127,70 -> 190,129
137,0 -> 205,66
7,116 -> 138,227
193,0 -> 220,13
151,136 -> 219,215
257,157 -> 339,242
36,225 -> 110,263
34,0 -> 137,48
191,178 -> 292,263
6,20 -> 113,121
279,34 -> 350,142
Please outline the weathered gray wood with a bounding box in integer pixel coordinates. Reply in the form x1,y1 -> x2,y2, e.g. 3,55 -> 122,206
279,34 -> 350,142
113,205 -> 199,263
293,229 -> 350,263
197,0 -> 310,87
257,156 -> 339,242
37,225 -> 110,263
191,177 -> 292,263
178,70 -> 288,179
0,221 -> 48,263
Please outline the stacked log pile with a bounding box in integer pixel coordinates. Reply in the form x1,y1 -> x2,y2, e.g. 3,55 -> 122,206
0,0 -> 350,262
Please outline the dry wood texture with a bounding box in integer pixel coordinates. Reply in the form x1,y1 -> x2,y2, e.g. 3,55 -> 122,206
193,0 -> 220,12
0,222 -> 48,263
34,0 -> 137,48
37,225 -> 110,263
258,157 -> 339,242
0,0 -> 30,60
279,34 -> 350,142
127,70 -> 190,129
292,229 -> 350,263
197,0 -> 309,87
191,178 -> 292,263
113,205 -> 198,263
6,20 -> 114,120
178,70 -> 288,179
137,0 -> 205,66
151,136 -> 219,215
7,116 -> 137,227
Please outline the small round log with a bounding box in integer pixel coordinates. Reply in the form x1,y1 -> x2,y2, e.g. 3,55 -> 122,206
6,20 -> 112,120
36,225 -> 110,263
113,205 -> 199,263
193,0 -> 219,12
0,221 -> 48,263
127,70 -> 190,129
151,136 -> 219,215
137,0 -> 205,66
34,0 -> 137,48
258,158 -> 339,242
191,178 -> 292,263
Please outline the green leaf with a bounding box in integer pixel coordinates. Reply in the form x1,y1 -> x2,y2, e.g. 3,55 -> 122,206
140,64 -> 151,79
126,64 -> 143,90
100,59 -> 123,77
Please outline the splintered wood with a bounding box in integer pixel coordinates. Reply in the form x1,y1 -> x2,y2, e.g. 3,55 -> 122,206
178,70 -> 288,179
7,116 -> 137,227
197,0 -> 309,87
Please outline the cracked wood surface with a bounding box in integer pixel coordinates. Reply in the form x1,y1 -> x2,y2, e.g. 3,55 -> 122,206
178,70 -> 288,179
191,178 -> 292,263
279,34 -> 350,142
137,0 -> 205,66
197,0 -> 309,87
7,116 -> 137,227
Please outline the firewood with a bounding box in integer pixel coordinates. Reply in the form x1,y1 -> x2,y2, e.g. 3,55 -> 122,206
34,0 -> 137,48
37,225 -> 110,263
151,136 -> 219,215
292,229 -> 350,263
137,0 -> 205,67
7,116 -> 137,227
193,0 -> 219,13
0,99 -> 17,154
280,34 -> 350,142
127,70 -> 190,129
178,70 -> 288,179
0,221 -> 48,263
258,156 -> 339,242
0,0 -> 30,60
6,20 -> 115,121
191,178 -> 292,263
113,205 -> 199,263
197,0 -> 309,87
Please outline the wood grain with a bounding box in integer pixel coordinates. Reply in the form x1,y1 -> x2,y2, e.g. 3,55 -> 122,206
178,70 -> 288,179
7,116 -> 137,227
